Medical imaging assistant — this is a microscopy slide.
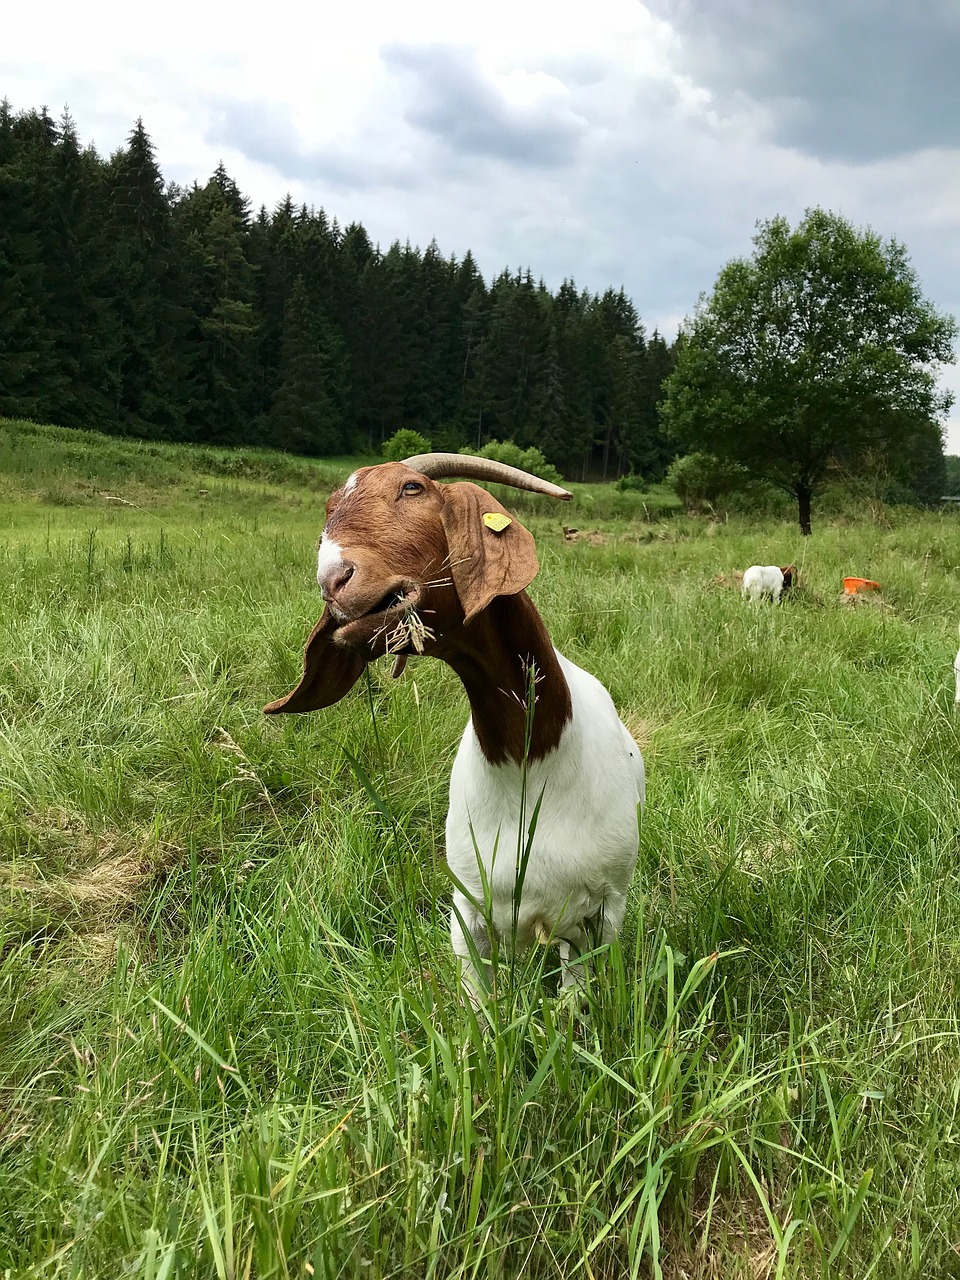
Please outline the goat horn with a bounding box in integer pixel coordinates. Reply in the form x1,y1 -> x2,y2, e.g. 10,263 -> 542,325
402,452 -> 572,500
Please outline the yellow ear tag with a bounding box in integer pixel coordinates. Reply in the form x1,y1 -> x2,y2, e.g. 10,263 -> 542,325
482,512 -> 512,533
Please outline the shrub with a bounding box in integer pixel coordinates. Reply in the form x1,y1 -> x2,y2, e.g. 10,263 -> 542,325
381,429 -> 432,462
666,452 -> 752,514
460,440 -> 564,487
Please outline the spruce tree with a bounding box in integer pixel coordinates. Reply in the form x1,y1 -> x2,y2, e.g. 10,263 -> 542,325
268,275 -> 348,455
553,282 -> 595,477
530,327 -> 569,466
174,176 -> 257,442
475,269 -> 550,445
452,279 -> 489,449
354,242 -> 422,447
636,330 -> 677,480
39,113 -> 117,427
0,103 -> 58,420
105,119 -> 190,437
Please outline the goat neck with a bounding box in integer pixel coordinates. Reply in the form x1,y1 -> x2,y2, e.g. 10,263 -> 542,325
431,590 -> 572,767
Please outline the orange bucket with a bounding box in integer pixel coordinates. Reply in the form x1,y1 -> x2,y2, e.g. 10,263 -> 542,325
843,577 -> 881,595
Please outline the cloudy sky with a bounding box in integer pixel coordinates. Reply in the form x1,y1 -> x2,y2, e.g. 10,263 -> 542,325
6,0 -> 960,446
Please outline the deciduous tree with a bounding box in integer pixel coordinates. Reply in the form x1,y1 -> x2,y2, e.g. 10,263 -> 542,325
660,209 -> 957,533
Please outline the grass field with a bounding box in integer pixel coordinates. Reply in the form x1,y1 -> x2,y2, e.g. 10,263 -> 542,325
3,417 -> 960,1278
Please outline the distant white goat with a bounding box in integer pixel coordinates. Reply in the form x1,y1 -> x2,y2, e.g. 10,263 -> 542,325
265,453 -> 645,996
742,564 -> 796,604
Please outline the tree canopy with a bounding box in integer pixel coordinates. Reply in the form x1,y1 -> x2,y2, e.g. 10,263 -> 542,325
660,209 -> 957,532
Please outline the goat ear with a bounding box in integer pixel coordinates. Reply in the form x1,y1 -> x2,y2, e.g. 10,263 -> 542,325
263,608 -> 367,714
440,482 -> 539,624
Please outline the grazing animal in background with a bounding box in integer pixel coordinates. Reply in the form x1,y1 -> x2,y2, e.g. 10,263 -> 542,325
265,453 -> 645,995
742,564 -> 796,604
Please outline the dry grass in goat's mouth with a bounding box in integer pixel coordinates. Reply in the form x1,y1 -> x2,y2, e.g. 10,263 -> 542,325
382,604 -> 435,655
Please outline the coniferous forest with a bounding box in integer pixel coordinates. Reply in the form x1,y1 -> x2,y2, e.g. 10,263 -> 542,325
0,103 -> 678,480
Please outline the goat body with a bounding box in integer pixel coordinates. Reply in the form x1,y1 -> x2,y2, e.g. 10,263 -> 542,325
448,647 -> 644,988
265,458 -> 644,992
742,564 -> 794,604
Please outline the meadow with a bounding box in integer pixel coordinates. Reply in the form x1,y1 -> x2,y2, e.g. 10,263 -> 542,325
3,417 -> 960,1279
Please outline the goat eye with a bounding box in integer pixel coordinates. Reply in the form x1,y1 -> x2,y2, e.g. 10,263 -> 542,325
401,481 -> 423,496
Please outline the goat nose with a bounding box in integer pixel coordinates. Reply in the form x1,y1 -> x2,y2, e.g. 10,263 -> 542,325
320,560 -> 355,601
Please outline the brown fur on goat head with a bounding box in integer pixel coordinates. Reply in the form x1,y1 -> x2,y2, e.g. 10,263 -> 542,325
264,463 -> 540,715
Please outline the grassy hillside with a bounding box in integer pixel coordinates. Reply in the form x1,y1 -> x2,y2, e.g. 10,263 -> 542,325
3,418 -> 960,1278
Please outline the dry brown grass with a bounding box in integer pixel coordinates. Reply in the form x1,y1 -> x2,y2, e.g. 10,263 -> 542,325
663,1194 -> 782,1280
708,571 -> 746,590
3,819 -> 178,975
621,712 -> 662,756
562,525 -> 608,545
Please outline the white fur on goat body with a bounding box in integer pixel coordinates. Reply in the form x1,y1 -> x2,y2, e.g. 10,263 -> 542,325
743,564 -> 786,603
447,652 -> 644,986
954,622 -> 960,703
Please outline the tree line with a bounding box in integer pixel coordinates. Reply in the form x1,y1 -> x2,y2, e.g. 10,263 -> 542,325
0,104 -> 676,481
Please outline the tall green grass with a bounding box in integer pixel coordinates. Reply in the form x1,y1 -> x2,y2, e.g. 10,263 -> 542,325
3,419 -> 960,1277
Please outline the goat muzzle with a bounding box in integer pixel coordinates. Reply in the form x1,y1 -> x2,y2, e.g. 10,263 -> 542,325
329,582 -> 425,652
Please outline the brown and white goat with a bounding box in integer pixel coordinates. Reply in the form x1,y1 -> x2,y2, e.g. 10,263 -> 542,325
265,454 -> 645,994
742,564 -> 796,604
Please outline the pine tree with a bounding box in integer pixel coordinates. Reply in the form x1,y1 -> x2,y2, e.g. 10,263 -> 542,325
268,275 -> 348,454
453,278 -> 489,449
475,269 -> 550,445
553,282 -> 595,477
334,221 -> 372,425
38,112 -> 117,427
174,175 -> 257,442
211,161 -> 251,226
105,119 -> 190,436
636,330 -> 677,479
407,239 -> 456,427
353,242 -> 425,448
0,103 -> 58,419
592,289 -> 645,478
0,106 -> 35,412
530,327 -> 569,465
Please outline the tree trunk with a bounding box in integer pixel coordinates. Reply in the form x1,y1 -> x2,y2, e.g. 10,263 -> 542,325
797,485 -> 812,536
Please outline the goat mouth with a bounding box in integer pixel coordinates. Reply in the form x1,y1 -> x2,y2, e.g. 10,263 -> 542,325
333,583 -> 423,648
